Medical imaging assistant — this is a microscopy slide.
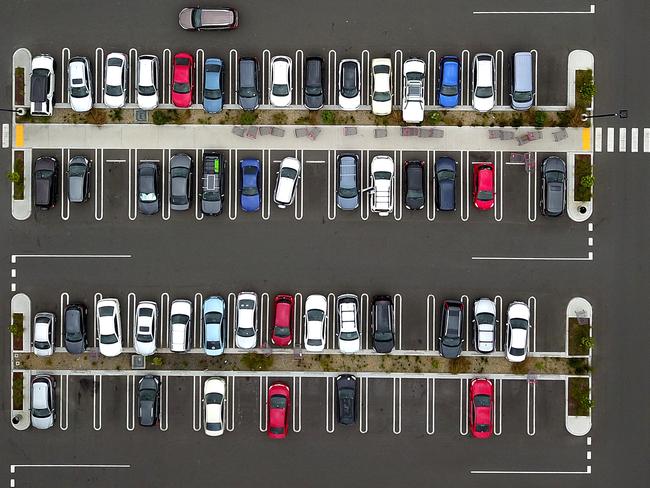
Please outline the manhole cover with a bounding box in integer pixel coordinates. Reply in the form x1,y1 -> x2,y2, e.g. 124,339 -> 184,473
131,355 -> 145,369
134,109 -> 148,123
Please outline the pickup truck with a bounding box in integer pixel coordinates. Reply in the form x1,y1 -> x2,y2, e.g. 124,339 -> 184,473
336,294 -> 360,353
370,155 -> 394,216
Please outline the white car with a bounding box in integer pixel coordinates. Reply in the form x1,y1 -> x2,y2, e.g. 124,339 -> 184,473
370,155 -> 394,216
336,294 -> 360,353
30,54 -> 55,116
338,59 -> 361,110
304,294 -> 327,352
235,292 -> 258,349
31,375 -> 56,430
505,301 -> 530,362
137,55 -> 159,110
203,377 -> 226,436
269,56 -> 292,107
96,298 -> 122,357
273,157 -> 301,208
371,58 -> 392,115
134,301 -> 157,356
401,58 -> 425,123
68,56 -> 93,112
473,298 -> 496,353
169,299 -> 192,353
104,52 -> 128,108
472,53 -> 496,112
33,312 -> 54,357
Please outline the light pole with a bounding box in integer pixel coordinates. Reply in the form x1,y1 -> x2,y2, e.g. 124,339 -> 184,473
581,109 -> 628,121
0,107 -> 27,116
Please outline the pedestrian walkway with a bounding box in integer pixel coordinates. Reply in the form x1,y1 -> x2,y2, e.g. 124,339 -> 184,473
593,126 -> 650,153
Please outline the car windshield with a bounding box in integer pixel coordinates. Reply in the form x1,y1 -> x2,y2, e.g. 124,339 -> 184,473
206,340 -> 221,350
280,167 -> 298,179
307,338 -> 322,346
69,164 -> 86,177
171,314 -> 188,325
33,407 -> 51,418
105,84 -> 123,96
478,190 -> 493,201
173,82 -> 190,94
203,190 -> 220,201
440,84 -> 458,96
204,88 -> 221,100
340,330 -> 359,340
443,336 -> 462,347
70,85 -> 88,98
136,333 -> 153,343
476,312 -> 494,325
437,169 -> 455,181
274,326 -> 290,337
373,91 -> 391,102
513,90 -> 532,103
238,327 -> 255,337
98,306 -> 113,317
374,171 -> 392,180
476,424 -> 490,432
66,330 -> 82,341
139,192 -> 157,202
546,170 -> 565,183
272,84 -> 289,97
206,392 -> 223,404
139,85 -> 156,96
101,333 -> 118,344
305,85 -> 322,96
140,389 -> 156,401
510,346 -> 525,355
239,299 -> 255,310
510,318 -> 528,329
406,72 -> 423,81
474,394 -> 491,407
307,310 -> 324,321
205,312 -> 222,324
339,187 -> 357,198
239,87 -> 256,97
34,341 -> 50,349
374,332 -> 392,341
242,186 -> 258,196
270,395 -> 286,408
171,167 -> 188,178
475,86 -> 493,98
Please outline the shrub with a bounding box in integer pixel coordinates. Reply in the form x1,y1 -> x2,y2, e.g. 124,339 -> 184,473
241,353 -> 273,371
580,175 -> 595,189
574,155 -> 592,201
580,336 -> 595,350
511,115 -> 523,128
534,111 -> 547,128
239,111 -> 258,125
151,356 -> 164,367
321,110 -> 336,125
6,171 -> 21,183
428,111 -> 441,124
108,108 -> 123,122
152,110 -> 173,125
8,321 -> 22,335
578,395 -> 594,411
578,71 -> 596,100
272,112 -> 288,125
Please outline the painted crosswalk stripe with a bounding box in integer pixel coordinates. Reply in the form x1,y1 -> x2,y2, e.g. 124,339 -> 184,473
644,128 -> 650,152
606,128 -> 614,152
631,128 -> 638,152
619,128 -> 626,152
594,127 -> 602,152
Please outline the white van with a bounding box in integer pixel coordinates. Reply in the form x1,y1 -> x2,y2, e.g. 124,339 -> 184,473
370,155 -> 394,216
510,52 -> 534,110
273,157 -> 301,208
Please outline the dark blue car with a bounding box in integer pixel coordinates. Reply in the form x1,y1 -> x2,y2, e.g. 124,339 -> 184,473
438,56 -> 460,108
203,58 -> 224,113
435,157 -> 456,211
240,159 -> 261,212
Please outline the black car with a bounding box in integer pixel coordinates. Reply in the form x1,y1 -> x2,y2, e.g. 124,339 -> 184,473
67,155 -> 91,203
34,156 -> 58,209
405,160 -> 425,210
439,300 -> 464,358
201,152 -> 225,216
540,156 -> 567,217
304,57 -> 324,110
371,295 -> 394,353
238,57 -> 259,111
138,161 -> 160,215
138,375 -> 160,427
64,304 -> 87,354
336,374 -> 357,425
435,156 -> 456,211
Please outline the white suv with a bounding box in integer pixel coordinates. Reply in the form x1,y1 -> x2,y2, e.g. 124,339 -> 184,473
104,52 -> 128,108
336,294 -> 360,353
370,155 -> 394,216
137,55 -> 159,110
30,55 -> 55,116
96,298 -> 122,357
68,57 -> 93,112
401,58 -> 425,123
472,53 -> 496,112
273,157 -> 301,208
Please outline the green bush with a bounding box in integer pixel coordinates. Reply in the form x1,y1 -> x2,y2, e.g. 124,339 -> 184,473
241,353 -> 273,371
428,111 -> 441,124
152,110 -> 172,125
6,171 -> 20,183
578,395 -> 594,411
574,155 -> 592,201
534,111 -> 547,128
511,115 -> 523,128
321,110 -> 336,125
580,336 -> 595,350
109,108 -> 123,122
238,111 -> 258,125
580,175 -> 595,189
151,356 -> 164,367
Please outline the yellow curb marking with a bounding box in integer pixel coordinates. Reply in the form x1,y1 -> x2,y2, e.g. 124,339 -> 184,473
581,127 -> 591,151
15,124 -> 24,147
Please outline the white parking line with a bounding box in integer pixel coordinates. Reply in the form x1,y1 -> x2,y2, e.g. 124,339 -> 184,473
60,48 -> 70,103
494,151 -> 503,221
594,127 -> 602,152
60,148 -> 70,221
393,50 -> 403,106
361,50 -> 370,106
93,374 -> 102,430
228,149 -> 238,220
59,292 -> 69,347
262,50 -> 271,105
259,376 -> 269,432
128,150 -> 138,221
473,5 -> 596,14
461,151 -> 470,221
227,293 -> 237,348
128,48 -> 138,104
58,374 -> 69,431
619,128 -> 626,152
493,378 -> 502,435
527,151 -> 538,222
393,293 -> 403,350
159,375 -> 169,431
426,150 -> 436,221
192,375 -> 202,431
495,50 -> 504,106
327,293 -> 336,349
126,375 -> 135,431
159,292 -> 169,348
360,293 -> 369,350
425,378 -> 435,435
195,148 -> 203,221
295,50 -> 304,106
93,292 -> 103,348
527,378 -> 536,436
326,376 -> 336,433
327,50 -> 337,106
194,292 -> 203,348
195,49 -> 204,105
228,49 -> 238,104
392,377 -> 402,434
162,49 -> 172,105
630,128 -> 638,152
127,291 -> 136,347
644,128 -> 650,152
95,47 -> 104,104
226,375 -> 235,432
461,294 -> 470,351
494,295 -> 503,351
327,150 -> 336,221
530,49 -> 538,106
260,292 -> 270,346
360,150 -> 370,220
294,149 -> 304,221
528,295 -> 537,352
461,50 -> 470,106
162,149 -> 170,220
262,149 -> 271,220
426,294 -> 436,351
606,127 -> 614,152
459,378 -> 469,435
394,150 -> 402,221
426,49 -> 436,106
292,376 -> 301,433
359,376 -> 368,434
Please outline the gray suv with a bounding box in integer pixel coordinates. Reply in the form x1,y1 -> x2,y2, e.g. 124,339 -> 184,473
67,155 -> 91,203
541,156 -> 566,217
337,154 -> 359,210
439,300 -> 464,358
238,57 -> 259,111
201,152 -> 225,216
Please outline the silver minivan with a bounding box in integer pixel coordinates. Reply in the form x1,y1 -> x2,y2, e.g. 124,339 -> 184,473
510,52 -> 534,110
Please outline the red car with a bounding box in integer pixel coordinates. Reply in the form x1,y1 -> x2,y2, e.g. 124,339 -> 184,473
172,52 -> 194,107
271,294 -> 294,346
267,382 -> 290,439
469,378 -> 493,439
473,162 -> 495,210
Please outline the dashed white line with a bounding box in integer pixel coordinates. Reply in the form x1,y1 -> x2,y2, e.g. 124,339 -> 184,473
606,128 -> 614,152
587,451 -> 591,460
644,128 -> 650,152
587,436 -> 592,446
588,237 -> 593,246
11,283 -> 16,291
594,128 -> 602,152
11,269 -> 16,278
630,128 -> 638,152
618,128 -> 626,152
588,223 -> 593,232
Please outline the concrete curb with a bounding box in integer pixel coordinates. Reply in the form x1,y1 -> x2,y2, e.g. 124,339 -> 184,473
565,297 -> 593,436
11,293 -> 31,350
12,48 -> 31,109
10,293 -> 32,430
11,48 -> 32,221
11,148 -> 32,221
567,50 -> 594,109
567,152 -> 593,222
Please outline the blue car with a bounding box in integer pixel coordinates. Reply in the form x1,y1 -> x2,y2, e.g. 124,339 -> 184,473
240,159 -> 261,212
438,56 -> 460,108
203,296 -> 226,356
203,58 -> 224,113
435,156 -> 456,211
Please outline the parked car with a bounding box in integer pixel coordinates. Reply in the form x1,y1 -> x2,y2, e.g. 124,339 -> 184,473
304,294 -> 327,352
402,58 -> 425,123
178,7 -> 239,30
31,375 -> 56,430
371,295 -> 394,353
201,152 -> 225,215
170,153 -> 192,211
30,54 -> 55,116
473,298 -> 496,353
336,294 -> 360,353
336,374 -> 357,425
203,58 -> 224,113
138,375 -> 160,427
134,301 -> 157,356
439,300 -> 464,359
435,156 -> 456,211
34,156 -> 58,209
138,161 -> 160,215
470,378 -> 493,438
338,59 -> 361,110
473,162 -> 495,210
169,299 -> 192,353
96,298 -> 122,357
510,51 -> 534,110
438,56 -> 460,108
33,312 -> 54,357
68,56 -> 93,112
405,160 -> 425,210
370,155 -> 394,216
240,159 -> 261,212
267,382 -> 290,439
64,303 -> 87,354
274,157 -> 301,208
203,377 -> 226,436
472,53 -> 496,112
304,56 -> 324,110
271,294 -> 294,347
270,56 -> 292,107
371,58 -> 392,115
336,153 -> 359,210
238,57 -> 260,110
104,52 -> 128,108
67,155 -> 91,203
172,52 -> 193,108
541,156 -> 567,217
136,55 -> 159,110
235,292 -> 258,349
204,296 -> 226,356
505,301 -> 530,362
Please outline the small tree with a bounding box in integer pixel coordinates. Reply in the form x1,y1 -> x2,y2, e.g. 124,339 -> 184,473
579,74 -> 596,99
6,171 -> 21,183
534,111 -> 547,128
580,336 -> 595,350
579,394 -> 594,411
428,111 -> 441,124
320,110 -> 336,125
8,321 -> 22,335
151,356 -> 164,367
581,175 -> 595,189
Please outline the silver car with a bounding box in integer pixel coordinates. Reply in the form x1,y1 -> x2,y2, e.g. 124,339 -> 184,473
336,154 -> 359,210
170,153 -> 192,211
31,375 -> 56,430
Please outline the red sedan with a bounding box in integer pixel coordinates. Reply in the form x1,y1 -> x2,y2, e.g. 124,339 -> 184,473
267,382 -> 290,439
469,378 -> 493,438
473,162 -> 495,210
271,294 -> 294,347
172,52 -> 194,107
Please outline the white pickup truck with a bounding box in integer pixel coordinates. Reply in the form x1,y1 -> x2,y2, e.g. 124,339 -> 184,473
370,155 -> 394,216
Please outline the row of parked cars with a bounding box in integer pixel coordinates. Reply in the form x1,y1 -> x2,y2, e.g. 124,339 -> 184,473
28,50 -> 535,119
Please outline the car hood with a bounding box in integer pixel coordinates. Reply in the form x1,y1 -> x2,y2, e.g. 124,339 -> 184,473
440,342 -> 462,359
402,99 -> 424,123
239,94 -> 259,110
65,338 -> 85,354
235,333 -> 256,349
71,96 -> 93,112
104,93 -> 125,108
202,198 -> 222,215
100,342 -> 122,357
134,340 -> 156,356
31,413 -> 53,430
337,193 -> 359,210
473,95 -> 494,112
203,98 -> 223,113
305,93 -> 323,109
138,94 -> 158,110
339,337 -> 360,353
68,176 -> 85,202
139,199 -> 160,215
439,93 -> 459,107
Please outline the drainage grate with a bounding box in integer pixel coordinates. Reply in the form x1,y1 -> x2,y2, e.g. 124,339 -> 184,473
134,109 -> 148,123
131,355 -> 145,369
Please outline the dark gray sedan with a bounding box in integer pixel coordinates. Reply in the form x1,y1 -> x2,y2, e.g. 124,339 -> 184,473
541,156 -> 566,217
238,57 -> 259,111
336,374 -> 357,425
435,156 -> 456,211
336,154 -> 359,210
138,162 -> 159,215
138,375 -> 160,427
170,153 -> 192,211
64,304 -> 87,354
439,300 -> 464,359
34,156 -> 58,209
67,155 -> 91,203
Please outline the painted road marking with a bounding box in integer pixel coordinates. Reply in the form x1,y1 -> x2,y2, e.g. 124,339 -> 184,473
594,127 -> 602,152
15,124 -> 23,147
326,377 -> 336,433
644,128 -> 650,152
581,127 -> 591,151
225,376 -> 235,432
474,4 -> 595,14
606,127 -> 614,152
59,292 -> 69,347
259,376 -> 269,432
10,465 -> 131,471
527,378 -> 536,435
392,377 -> 402,434
359,376 -> 368,434
619,128 -> 626,152
459,378 -> 469,436
588,237 -> 593,246
93,374 -> 102,430
630,128 -> 638,152
493,378 -> 502,435
472,253 -> 593,261
426,378 -> 435,435
126,374 -> 136,431
58,374 -> 69,431
2,123 -> 9,148
471,469 -> 592,475
527,151 -> 538,222
426,294 -> 436,351
11,254 -> 131,262
292,376 -> 301,433
192,375 -> 202,431
160,375 -> 169,431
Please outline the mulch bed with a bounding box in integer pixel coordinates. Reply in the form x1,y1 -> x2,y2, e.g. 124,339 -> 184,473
568,376 -> 590,416
568,317 -> 591,355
